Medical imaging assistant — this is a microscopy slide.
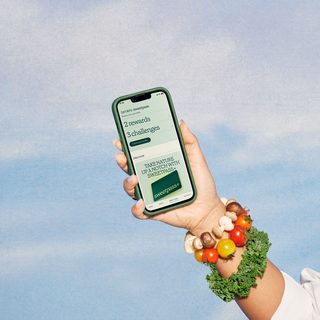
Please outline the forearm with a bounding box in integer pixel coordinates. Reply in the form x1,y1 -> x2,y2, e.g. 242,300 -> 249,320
236,259 -> 284,320
117,123 -> 286,319
194,201 -> 285,320
215,247 -> 285,320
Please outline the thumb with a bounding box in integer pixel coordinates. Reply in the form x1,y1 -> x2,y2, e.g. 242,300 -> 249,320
179,120 -> 206,161
179,120 -> 216,195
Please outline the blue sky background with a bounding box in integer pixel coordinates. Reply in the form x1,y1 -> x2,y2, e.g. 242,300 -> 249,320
1,0 -> 320,319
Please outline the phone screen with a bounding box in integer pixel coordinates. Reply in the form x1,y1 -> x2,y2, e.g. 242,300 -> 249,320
116,89 -> 195,212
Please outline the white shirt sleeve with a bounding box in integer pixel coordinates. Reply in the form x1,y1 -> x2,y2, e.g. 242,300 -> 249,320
271,268 -> 320,320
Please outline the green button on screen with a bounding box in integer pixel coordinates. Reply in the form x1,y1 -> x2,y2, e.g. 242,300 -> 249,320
129,137 -> 151,147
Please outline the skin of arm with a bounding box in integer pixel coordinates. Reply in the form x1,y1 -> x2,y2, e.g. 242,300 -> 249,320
216,248 -> 284,320
114,120 -> 285,320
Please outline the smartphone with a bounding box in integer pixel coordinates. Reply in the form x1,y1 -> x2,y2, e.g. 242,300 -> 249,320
112,87 -> 197,215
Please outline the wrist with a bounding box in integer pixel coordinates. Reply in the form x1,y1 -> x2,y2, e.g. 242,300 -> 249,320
215,246 -> 246,277
184,199 -> 271,302
189,198 -> 226,237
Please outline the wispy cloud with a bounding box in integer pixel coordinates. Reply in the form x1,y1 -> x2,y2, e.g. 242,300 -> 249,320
0,230 -> 182,277
1,0 -> 319,164
0,238 -> 117,277
209,301 -> 245,320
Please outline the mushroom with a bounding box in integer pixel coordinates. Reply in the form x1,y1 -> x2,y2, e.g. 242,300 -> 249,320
226,201 -> 243,216
225,211 -> 237,222
226,198 -> 237,206
184,232 -> 197,253
212,216 -> 234,238
184,231 -> 194,241
193,237 -> 203,250
220,197 -> 228,206
200,232 -> 216,248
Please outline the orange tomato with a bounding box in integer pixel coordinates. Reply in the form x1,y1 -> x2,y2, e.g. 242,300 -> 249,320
194,249 -> 205,263
235,214 -> 253,230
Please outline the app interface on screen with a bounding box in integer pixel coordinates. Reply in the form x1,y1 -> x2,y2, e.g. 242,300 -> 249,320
117,91 -> 194,211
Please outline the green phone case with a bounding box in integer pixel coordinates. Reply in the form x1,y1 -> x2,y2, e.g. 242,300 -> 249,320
112,87 -> 197,215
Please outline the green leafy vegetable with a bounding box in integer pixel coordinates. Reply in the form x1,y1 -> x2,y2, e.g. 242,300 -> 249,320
205,227 -> 271,302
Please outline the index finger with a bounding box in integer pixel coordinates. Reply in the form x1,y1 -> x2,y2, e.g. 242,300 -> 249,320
113,139 -> 123,152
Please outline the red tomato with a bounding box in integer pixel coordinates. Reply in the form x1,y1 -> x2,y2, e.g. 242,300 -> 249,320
203,247 -> 219,263
235,214 -> 253,230
229,225 -> 248,246
241,207 -> 248,215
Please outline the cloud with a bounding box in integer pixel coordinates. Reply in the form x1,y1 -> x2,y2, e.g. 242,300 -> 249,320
0,228 -> 181,277
209,301 -> 244,320
0,238 -> 115,277
0,140 -> 38,160
1,0 -> 320,163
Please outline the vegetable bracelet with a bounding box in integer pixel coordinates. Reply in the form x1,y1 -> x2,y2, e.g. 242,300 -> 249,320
184,198 -> 271,302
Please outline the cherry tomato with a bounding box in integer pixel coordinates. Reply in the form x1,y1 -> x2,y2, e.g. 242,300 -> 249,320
216,239 -> 236,258
194,249 -> 205,263
241,207 -> 249,215
203,247 -> 219,263
235,214 -> 253,230
229,225 -> 248,246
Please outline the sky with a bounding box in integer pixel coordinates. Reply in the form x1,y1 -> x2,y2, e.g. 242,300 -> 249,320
1,0 -> 320,319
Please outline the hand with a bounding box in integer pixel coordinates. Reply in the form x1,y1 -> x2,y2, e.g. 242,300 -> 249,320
113,120 -> 226,237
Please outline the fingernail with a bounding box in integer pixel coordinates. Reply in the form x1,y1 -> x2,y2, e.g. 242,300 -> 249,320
135,199 -> 143,207
112,139 -> 117,146
180,119 -> 189,129
127,175 -> 134,183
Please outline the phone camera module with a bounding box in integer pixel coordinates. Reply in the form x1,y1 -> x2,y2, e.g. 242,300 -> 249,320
131,93 -> 151,103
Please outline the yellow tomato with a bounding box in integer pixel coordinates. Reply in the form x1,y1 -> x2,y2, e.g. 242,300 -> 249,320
217,239 -> 236,258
